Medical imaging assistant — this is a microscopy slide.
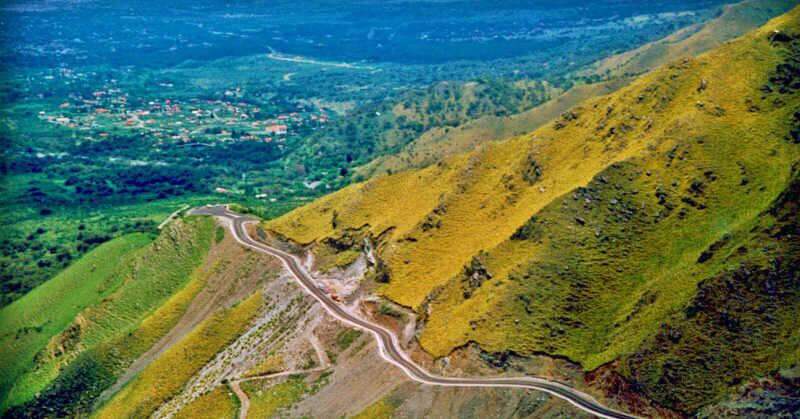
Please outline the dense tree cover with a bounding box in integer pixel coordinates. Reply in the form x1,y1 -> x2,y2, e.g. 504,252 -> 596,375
292,79 -> 551,183
0,128 -> 291,304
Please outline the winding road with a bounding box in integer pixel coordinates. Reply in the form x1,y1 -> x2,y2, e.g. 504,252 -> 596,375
190,205 -> 639,419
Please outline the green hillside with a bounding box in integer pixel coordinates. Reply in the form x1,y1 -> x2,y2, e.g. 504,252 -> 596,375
0,217 -> 214,414
267,8 -> 800,413
0,234 -> 152,410
95,291 -> 263,419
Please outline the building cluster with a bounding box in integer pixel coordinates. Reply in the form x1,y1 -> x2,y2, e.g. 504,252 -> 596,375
39,83 -> 330,145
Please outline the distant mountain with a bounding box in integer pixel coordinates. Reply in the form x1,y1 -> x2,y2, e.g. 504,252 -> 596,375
583,0 -> 800,79
355,0 -> 800,180
266,7 -> 800,414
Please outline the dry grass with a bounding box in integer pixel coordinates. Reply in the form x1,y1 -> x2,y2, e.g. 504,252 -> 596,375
351,397 -> 398,419
95,291 -> 263,418
266,7 -> 800,412
244,353 -> 285,378
242,375 -> 309,418
422,8 -> 800,361
173,386 -> 237,419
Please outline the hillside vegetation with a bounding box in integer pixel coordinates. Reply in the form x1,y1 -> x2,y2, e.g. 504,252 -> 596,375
173,385 -> 238,419
1,1 -> 724,310
289,79 -> 551,183
0,234 -> 152,410
1,217 -> 215,415
584,0 -> 800,79
267,8 -> 800,414
356,0 -> 797,179
95,291 -> 263,419
354,79 -> 628,178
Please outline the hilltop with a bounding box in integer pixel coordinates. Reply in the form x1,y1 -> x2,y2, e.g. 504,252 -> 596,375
266,7 -> 800,414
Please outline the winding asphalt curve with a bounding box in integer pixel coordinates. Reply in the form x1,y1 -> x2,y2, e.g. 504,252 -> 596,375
190,206 -> 639,419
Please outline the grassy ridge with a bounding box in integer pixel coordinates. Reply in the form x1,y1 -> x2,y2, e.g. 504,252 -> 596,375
72,217 -> 213,349
584,0 -> 799,79
354,80 -> 623,178
0,191 -> 217,307
104,257 -> 211,369
0,234 -> 152,410
355,0 -> 795,180
434,15 -> 800,410
266,7 -> 800,413
1,216 -> 215,412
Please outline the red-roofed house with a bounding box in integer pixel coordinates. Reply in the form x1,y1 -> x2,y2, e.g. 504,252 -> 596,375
265,124 -> 288,135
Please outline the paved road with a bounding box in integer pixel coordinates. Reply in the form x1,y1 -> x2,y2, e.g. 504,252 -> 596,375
191,205 -> 640,419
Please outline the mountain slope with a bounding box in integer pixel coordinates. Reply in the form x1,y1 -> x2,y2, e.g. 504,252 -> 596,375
584,0 -> 799,79
287,79 -> 550,185
353,79 -> 628,179
0,234 -> 153,411
0,218 -> 215,415
266,8 -> 800,413
355,0 -> 797,180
